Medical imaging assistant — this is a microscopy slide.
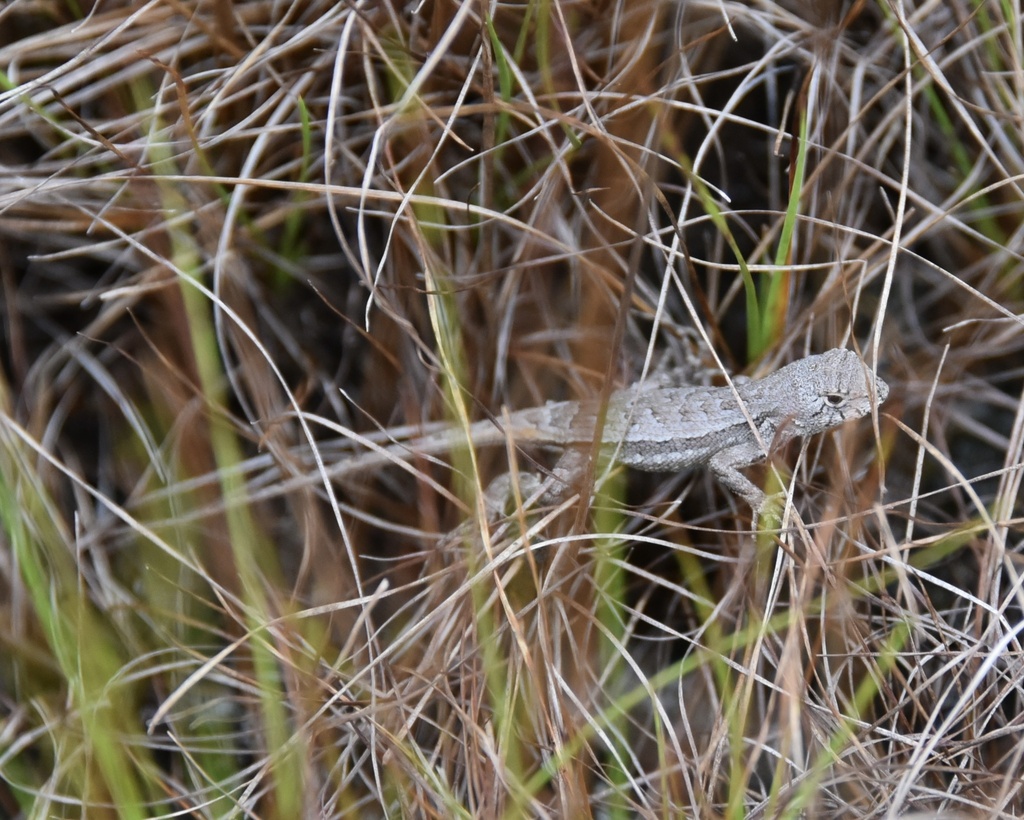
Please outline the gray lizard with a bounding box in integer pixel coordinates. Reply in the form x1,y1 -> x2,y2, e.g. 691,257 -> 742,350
334,348 -> 888,516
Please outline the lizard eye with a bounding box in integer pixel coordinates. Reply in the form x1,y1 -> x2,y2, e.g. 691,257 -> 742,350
823,393 -> 846,407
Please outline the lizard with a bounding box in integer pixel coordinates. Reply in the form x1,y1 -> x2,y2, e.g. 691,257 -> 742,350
332,348 -> 888,519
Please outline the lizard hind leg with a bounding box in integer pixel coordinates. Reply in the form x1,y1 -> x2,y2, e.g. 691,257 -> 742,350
481,447 -> 589,520
482,471 -> 546,519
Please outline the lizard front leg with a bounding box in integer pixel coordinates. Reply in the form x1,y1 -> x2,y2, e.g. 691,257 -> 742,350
707,441 -> 769,514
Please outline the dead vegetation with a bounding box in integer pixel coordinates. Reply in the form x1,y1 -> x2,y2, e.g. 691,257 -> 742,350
1,0 -> 1023,817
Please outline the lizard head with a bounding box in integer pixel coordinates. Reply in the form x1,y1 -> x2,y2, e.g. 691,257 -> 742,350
783,348 -> 888,436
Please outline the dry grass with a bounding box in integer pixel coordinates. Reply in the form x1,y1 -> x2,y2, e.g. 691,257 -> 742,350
1,0 -> 1023,817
